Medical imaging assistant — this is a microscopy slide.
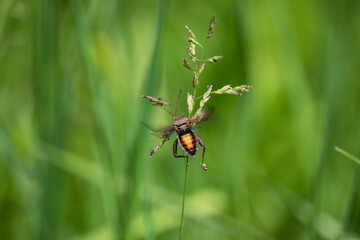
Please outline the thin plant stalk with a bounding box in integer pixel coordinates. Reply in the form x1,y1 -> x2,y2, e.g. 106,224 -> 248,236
142,17 -> 248,239
179,156 -> 189,240
334,146 -> 360,165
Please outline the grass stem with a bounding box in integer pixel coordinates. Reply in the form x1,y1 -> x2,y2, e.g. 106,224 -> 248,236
334,146 -> 360,165
179,156 -> 189,240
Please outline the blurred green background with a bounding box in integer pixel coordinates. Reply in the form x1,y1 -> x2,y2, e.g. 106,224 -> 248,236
1,0 -> 360,239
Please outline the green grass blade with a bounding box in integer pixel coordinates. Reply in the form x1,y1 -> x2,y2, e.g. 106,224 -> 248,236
69,0 -> 121,238
335,146 -> 360,165
124,1 -> 169,239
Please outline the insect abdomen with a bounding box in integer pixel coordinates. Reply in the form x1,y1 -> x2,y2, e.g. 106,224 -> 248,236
179,130 -> 197,156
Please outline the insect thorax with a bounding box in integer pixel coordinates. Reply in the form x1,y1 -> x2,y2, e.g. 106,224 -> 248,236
173,117 -> 190,132
173,117 -> 188,126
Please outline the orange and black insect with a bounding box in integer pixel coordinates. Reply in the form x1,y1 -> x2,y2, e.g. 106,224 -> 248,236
148,90 -> 213,170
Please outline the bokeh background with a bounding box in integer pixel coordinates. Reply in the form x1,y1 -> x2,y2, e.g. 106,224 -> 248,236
1,0 -> 360,239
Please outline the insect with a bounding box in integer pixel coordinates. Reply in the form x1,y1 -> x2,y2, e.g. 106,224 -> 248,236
146,90 -> 213,171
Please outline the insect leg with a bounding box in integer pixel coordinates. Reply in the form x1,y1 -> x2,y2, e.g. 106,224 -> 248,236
173,139 -> 187,158
197,135 -> 208,171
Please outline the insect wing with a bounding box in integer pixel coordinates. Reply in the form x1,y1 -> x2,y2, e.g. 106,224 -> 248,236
160,125 -> 176,139
141,122 -> 175,139
190,107 -> 214,124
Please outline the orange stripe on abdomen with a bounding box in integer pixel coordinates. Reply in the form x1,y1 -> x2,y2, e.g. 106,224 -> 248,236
180,133 -> 196,154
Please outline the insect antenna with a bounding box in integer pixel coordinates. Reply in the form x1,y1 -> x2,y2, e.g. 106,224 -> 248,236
175,89 -> 182,117
158,105 -> 174,117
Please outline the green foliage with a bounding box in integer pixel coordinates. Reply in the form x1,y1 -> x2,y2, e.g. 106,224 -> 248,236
0,0 -> 360,240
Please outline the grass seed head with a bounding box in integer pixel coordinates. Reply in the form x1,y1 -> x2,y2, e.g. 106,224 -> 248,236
207,16 -> 217,39
193,73 -> 199,87
198,62 -> 205,76
233,85 -> 252,92
141,95 -> 169,106
207,56 -> 223,63
187,43 -> 196,56
150,137 -> 169,158
187,37 -> 202,48
183,59 -> 192,70
185,25 -> 196,39
212,84 -> 252,95
187,93 -> 195,115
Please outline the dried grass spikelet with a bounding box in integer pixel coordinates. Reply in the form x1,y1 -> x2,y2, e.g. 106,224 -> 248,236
193,85 -> 212,118
207,56 -> 223,63
187,43 -> 197,62
193,73 -> 199,87
187,37 -> 202,48
212,84 -> 252,96
141,95 -> 169,106
185,25 -> 196,39
150,137 -> 170,158
198,62 -> 205,75
187,92 -> 195,115
233,85 -> 252,92
182,59 -> 192,70
207,16 -> 217,39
